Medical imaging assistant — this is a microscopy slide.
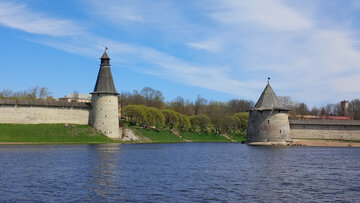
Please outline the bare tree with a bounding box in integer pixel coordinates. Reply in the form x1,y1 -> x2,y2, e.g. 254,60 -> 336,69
194,95 -> 207,115
28,86 -> 40,100
39,87 -> 52,99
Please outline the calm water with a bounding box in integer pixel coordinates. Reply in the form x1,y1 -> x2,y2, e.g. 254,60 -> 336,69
0,143 -> 359,202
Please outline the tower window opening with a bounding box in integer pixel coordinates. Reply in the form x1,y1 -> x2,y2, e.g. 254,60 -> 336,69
268,120 -> 270,124
280,130 -> 282,133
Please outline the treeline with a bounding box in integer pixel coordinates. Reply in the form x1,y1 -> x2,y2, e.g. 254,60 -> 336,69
119,87 -> 253,133
0,87 -> 55,100
122,105 -> 248,134
119,87 -> 254,116
279,96 -> 360,119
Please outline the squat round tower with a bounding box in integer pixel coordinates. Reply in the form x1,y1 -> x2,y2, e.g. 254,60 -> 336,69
89,49 -> 120,139
247,82 -> 292,145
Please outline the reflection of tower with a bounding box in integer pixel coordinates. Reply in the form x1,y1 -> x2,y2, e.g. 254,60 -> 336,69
247,82 -> 292,144
340,100 -> 349,116
89,49 -> 120,139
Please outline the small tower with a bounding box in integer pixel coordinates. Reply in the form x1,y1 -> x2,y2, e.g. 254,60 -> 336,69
247,81 -> 292,145
89,48 -> 120,139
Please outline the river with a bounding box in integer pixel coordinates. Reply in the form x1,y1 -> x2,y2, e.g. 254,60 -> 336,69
0,143 -> 359,202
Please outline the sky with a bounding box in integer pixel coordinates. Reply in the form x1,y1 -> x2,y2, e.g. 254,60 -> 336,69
1,0 -> 360,107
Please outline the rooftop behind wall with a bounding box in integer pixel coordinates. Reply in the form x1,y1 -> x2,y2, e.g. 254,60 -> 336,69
0,99 -> 91,109
290,119 -> 360,126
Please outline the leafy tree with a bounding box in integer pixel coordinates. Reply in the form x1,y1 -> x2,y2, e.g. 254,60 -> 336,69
147,107 -> 165,129
190,114 -> 212,132
161,109 -> 179,129
177,113 -> 191,131
220,115 -> 236,133
122,105 -> 147,125
233,112 -> 248,133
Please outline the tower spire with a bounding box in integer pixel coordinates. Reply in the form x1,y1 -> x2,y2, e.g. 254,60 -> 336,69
91,49 -> 118,95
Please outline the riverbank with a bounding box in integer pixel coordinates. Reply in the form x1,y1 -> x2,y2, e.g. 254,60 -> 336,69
292,139 -> 360,147
0,124 -> 246,144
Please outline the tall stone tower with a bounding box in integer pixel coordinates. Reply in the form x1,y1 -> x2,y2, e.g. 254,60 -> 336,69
89,49 -> 120,139
247,82 -> 292,145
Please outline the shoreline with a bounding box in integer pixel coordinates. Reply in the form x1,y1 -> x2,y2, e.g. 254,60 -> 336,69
292,139 -> 360,147
1,139 -> 360,147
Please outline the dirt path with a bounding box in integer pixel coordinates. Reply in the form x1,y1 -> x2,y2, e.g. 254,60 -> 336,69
222,134 -> 236,142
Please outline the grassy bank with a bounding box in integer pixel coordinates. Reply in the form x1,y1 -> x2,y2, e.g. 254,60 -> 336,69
0,124 -> 247,144
132,126 -> 246,143
0,124 -> 114,143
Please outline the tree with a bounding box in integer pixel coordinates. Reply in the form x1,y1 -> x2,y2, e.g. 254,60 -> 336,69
147,107 -> 165,129
140,87 -> 164,108
349,99 -> 360,120
169,96 -> 185,114
161,109 -> 179,129
278,96 -> 294,108
190,114 -> 212,132
122,105 -> 147,125
228,99 -> 253,114
177,113 -> 191,131
28,86 -> 40,100
39,87 -> 52,99
194,95 -> 207,115
233,112 -> 249,133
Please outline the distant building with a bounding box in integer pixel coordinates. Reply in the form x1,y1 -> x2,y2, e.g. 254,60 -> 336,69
340,100 -> 350,116
59,94 -> 91,103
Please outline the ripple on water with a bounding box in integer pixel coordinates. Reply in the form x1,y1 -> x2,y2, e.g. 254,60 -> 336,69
0,144 -> 359,202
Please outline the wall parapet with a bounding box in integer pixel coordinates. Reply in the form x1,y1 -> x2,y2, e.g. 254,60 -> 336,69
0,99 -> 91,109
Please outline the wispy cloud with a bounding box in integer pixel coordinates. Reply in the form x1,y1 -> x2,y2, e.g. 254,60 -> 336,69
2,0 -> 360,106
0,1 -> 81,36
207,0 -> 312,31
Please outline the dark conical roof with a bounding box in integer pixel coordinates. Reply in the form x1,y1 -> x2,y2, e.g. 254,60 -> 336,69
91,50 -> 118,95
101,50 -> 109,59
253,83 -> 287,110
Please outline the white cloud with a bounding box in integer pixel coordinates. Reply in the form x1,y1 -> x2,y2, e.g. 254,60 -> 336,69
188,38 -> 223,53
0,1 -> 81,36
5,0 -> 360,106
207,0 -> 313,31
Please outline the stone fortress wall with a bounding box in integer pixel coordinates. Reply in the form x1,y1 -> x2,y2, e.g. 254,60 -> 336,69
289,119 -> 360,141
0,99 -> 90,125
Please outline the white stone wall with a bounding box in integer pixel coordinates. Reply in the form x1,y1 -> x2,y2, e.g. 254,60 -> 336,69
89,94 -> 120,139
0,106 -> 89,124
290,124 -> 360,140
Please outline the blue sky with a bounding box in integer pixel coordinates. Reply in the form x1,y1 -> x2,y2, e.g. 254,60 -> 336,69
1,0 -> 360,106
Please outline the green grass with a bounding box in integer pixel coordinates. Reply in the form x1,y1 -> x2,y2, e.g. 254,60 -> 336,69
228,133 -> 247,142
135,128 -> 184,143
180,131 -> 231,142
0,123 -> 245,144
0,124 -> 113,143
